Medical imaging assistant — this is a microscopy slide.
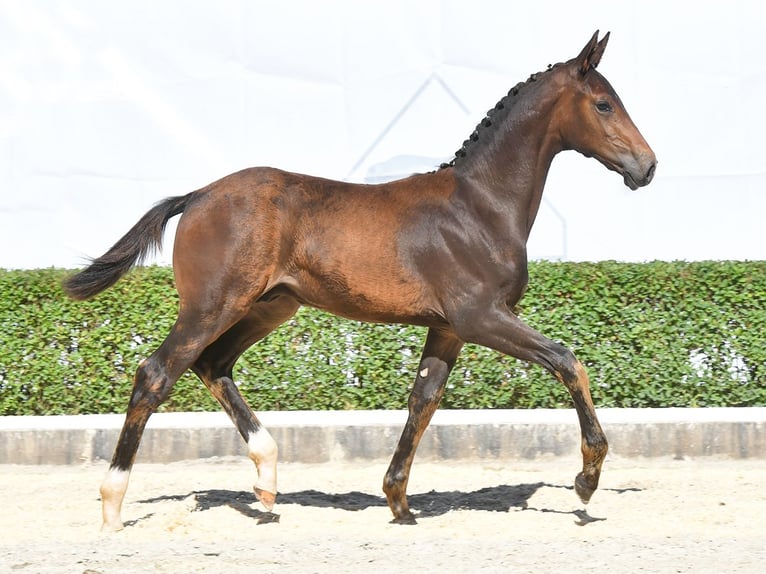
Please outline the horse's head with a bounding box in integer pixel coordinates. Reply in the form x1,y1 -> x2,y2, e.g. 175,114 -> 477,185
555,31 -> 657,190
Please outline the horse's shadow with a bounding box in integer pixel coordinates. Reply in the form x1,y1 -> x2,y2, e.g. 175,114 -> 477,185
136,481 -> 636,526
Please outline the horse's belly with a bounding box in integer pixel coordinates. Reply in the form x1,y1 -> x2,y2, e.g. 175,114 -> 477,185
286,268 -> 439,326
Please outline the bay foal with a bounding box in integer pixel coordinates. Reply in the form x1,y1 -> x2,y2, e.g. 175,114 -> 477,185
65,32 -> 656,529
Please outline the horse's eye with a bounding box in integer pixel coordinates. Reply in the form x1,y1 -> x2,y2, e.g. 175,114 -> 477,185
596,101 -> 613,114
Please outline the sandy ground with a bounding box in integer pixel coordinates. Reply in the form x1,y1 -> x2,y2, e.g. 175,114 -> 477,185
1,455 -> 764,574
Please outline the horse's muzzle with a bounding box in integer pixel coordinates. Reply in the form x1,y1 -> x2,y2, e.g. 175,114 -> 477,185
623,157 -> 657,190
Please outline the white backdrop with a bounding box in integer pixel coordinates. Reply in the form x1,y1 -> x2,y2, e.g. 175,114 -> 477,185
1,0 -> 764,269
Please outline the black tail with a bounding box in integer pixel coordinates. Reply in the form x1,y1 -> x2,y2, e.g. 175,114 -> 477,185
63,194 -> 192,300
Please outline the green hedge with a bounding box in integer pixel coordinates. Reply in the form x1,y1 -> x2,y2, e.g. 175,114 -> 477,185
1,262 -> 764,415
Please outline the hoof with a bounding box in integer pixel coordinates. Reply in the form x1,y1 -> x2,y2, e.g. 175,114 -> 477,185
390,512 -> 418,525
575,472 -> 596,504
257,512 -> 281,525
100,521 -> 125,533
254,487 -> 277,511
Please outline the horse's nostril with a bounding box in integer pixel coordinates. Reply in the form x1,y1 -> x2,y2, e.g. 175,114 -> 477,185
646,163 -> 656,183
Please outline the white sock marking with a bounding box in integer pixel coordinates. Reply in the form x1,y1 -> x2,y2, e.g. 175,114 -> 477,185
247,428 -> 278,497
100,468 -> 131,531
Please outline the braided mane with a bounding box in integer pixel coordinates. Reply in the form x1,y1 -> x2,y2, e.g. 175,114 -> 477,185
439,63 -> 561,169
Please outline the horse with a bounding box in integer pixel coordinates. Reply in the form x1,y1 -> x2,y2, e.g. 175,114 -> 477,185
64,31 -> 656,530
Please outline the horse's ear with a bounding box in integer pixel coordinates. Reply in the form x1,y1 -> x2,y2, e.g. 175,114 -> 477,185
577,31 -> 610,74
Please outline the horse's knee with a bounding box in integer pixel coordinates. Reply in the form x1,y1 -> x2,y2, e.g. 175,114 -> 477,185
545,346 -> 584,388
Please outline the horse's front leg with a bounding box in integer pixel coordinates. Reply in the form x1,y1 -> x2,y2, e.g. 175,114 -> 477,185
455,302 -> 608,504
383,328 -> 463,524
564,361 -> 609,503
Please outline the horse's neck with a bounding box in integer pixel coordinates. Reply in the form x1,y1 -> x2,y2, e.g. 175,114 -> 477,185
455,109 -> 562,240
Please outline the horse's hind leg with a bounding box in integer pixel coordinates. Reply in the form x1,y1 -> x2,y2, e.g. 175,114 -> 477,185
192,296 -> 299,511
100,309 -> 245,531
383,328 -> 463,524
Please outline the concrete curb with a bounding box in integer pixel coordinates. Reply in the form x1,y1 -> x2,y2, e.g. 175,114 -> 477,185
1,408 -> 765,465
